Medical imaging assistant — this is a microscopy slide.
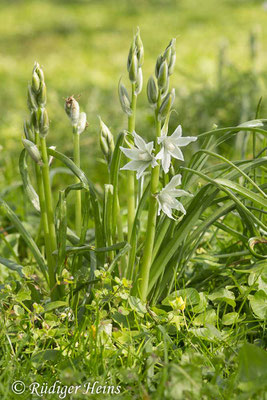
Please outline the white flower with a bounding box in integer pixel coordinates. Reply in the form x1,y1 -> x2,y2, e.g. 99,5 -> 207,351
120,131 -> 158,179
156,174 -> 192,219
156,125 -> 197,173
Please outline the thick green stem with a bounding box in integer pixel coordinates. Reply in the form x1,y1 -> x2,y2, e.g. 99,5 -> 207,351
138,108 -> 161,302
39,136 -> 58,298
73,127 -> 82,237
127,84 -> 137,242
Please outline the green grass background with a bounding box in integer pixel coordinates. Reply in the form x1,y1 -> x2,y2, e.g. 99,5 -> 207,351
0,0 -> 266,183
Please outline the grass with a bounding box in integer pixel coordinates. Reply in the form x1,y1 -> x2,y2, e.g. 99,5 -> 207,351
0,1 -> 267,399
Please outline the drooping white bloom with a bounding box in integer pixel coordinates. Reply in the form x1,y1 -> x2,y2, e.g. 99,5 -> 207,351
120,132 -> 158,179
156,125 -> 197,173
156,174 -> 192,219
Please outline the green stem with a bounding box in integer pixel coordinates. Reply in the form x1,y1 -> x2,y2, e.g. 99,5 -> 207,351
39,135 -> 58,298
73,127 -> 82,237
127,83 -> 137,242
138,106 -> 161,302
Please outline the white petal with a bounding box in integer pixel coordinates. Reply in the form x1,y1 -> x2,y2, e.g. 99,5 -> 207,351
171,189 -> 193,197
151,157 -> 159,168
173,200 -> 186,214
146,141 -> 154,154
136,161 -> 150,179
165,174 -> 182,190
158,136 -> 166,144
162,203 -> 175,219
169,147 -> 184,161
155,147 -> 164,160
120,147 -> 142,160
175,136 -> 197,147
156,196 -> 162,215
120,160 -> 142,172
171,125 -> 182,139
133,131 -> 147,151
162,150 -> 171,174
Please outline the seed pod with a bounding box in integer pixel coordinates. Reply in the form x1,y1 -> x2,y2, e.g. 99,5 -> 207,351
99,117 -> 115,165
37,82 -> 47,107
135,27 -> 144,67
118,81 -> 132,116
22,138 -> 43,165
158,88 -> 175,121
38,108 -> 49,137
77,112 -> 87,135
23,120 -> 34,141
157,60 -> 168,91
32,71 -> 40,93
129,52 -> 138,83
65,96 -> 80,126
27,85 -> 38,111
147,76 -> 158,106
135,67 -> 143,95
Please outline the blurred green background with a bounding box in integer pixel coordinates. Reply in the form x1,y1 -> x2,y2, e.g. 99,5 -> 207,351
0,0 -> 266,186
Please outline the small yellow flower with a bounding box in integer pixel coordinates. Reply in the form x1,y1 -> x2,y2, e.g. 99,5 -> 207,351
169,296 -> 186,312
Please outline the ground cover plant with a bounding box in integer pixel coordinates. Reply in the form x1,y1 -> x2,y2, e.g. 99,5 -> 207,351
0,27 -> 267,400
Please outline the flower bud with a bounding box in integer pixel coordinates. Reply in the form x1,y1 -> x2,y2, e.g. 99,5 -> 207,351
65,96 -> 80,126
77,112 -> 87,135
135,27 -> 144,67
128,52 -> 138,83
99,117 -> 114,165
38,108 -> 49,137
37,82 -> 47,107
147,76 -> 158,106
168,53 -> 176,75
27,85 -> 38,111
127,42 -> 135,72
23,120 -> 34,141
22,139 -> 43,166
157,60 -> 168,91
158,88 -> 175,121
32,71 -> 40,93
35,63 -> 45,83
30,110 -> 39,132
135,67 -> 143,95
155,55 -> 164,78
118,81 -> 132,116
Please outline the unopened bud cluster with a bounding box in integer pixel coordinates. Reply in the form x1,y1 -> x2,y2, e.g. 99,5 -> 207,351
147,39 -> 176,120
27,62 -> 49,138
64,96 -> 87,134
119,28 -> 144,115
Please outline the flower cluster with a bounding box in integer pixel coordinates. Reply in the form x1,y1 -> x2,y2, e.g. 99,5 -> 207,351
120,124 -> 197,219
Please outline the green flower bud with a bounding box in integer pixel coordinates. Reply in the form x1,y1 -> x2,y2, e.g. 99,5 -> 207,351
77,112 -> 87,135
135,27 -> 144,67
22,138 -> 43,166
135,67 -> 143,95
118,81 -> 132,116
147,76 -> 158,106
163,46 -> 172,65
64,96 -> 80,126
99,117 -> 114,165
30,110 -> 39,133
32,71 -> 40,93
129,52 -> 138,83
34,62 -> 45,83
168,53 -> 176,75
158,88 -> 175,121
37,81 -> 47,107
38,108 -> 49,137
127,42 -> 135,72
155,55 -> 164,78
27,85 -> 38,111
157,60 -> 168,91
23,120 -> 34,141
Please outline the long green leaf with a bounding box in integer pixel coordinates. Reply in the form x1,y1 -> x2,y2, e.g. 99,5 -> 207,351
0,198 -> 48,281
19,149 -> 40,213
0,257 -> 25,278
